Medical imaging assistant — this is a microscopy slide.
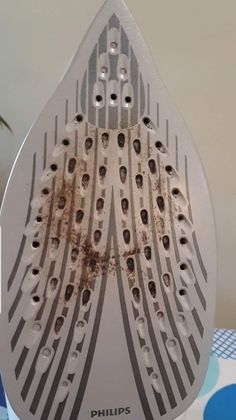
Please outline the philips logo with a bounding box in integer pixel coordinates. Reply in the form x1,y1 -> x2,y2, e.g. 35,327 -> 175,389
91,407 -> 131,418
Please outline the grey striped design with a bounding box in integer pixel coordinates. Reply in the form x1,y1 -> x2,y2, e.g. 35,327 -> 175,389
39,130 -> 100,419
7,154 -> 36,291
148,178 -> 194,389
127,131 -> 177,410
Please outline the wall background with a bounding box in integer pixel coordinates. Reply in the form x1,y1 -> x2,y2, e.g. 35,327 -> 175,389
0,0 -> 235,328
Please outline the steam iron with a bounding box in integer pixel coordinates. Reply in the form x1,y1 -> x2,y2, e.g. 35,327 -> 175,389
0,0 -> 216,419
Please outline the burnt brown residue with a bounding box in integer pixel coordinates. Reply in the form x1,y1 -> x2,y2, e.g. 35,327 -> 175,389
153,215 -> 165,237
51,237 -> 60,249
49,178 -> 74,236
123,247 -> 140,258
142,231 -> 148,245
76,241 -> 142,293
78,241 -> 110,290
71,247 -> 79,263
81,241 -> 100,267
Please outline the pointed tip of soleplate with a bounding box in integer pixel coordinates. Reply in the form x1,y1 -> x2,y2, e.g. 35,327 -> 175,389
101,0 -> 129,13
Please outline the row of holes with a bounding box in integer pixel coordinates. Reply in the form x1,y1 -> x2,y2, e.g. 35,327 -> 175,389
66,112 -> 162,140
100,65 -> 127,78
85,139 -> 172,189
53,286 -> 91,335
30,283 -> 91,335
54,136 -> 173,200
85,132 -> 167,155
95,94 -> 132,105
30,268 -> 185,306
70,113 -> 162,138
34,193 -> 187,251
32,231 -> 190,261
75,197 -> 105,224
132,283 -> 187,305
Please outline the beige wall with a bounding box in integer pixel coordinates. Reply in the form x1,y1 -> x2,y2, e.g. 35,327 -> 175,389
0,0 -> 235,328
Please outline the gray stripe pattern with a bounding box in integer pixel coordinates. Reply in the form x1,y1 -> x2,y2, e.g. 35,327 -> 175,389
7,154 -> 36,290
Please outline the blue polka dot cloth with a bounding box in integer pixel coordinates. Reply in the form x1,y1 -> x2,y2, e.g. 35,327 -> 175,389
1,329 -> 236,420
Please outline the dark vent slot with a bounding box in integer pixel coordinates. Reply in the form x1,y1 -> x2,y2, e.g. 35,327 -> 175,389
62,138 -> 70,146
54,317 -> 64,334
96,198 -> 104,212
162,235 -> 170,251
133,139 -> 141,154
75,114 -> 83,123
123,229 -> 130,244
76,210 -> 84,224
85,137 -> 93,151
121,198 -> 129,214
102,133 -> 109,148
32,240 -> 40,249
99,166 -> 107,179
65,285 -> 74,302
82,289 -> 91,306
155,141 -> 166,154
127,258 -> 135,272
148,281 -> 157,299
144,246 -> 152,261
136,174 -> 143,189
156,196 -> 165,213
82,174 -> 90,189
118,133 -> 125,148
141,209 -> 148,225
148,160 -> 156,174
50,164 -> 58,172
58,196 -> 66,210
94,230 -> 102,244
49,277 -> 59,291
68,158 -> 76,174
120,166 -> 127,183
163,273 -> 171,288
132,288 -> 140,304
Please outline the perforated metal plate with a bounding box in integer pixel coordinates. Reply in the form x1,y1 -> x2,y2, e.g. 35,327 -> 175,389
0,1 -> 216,419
